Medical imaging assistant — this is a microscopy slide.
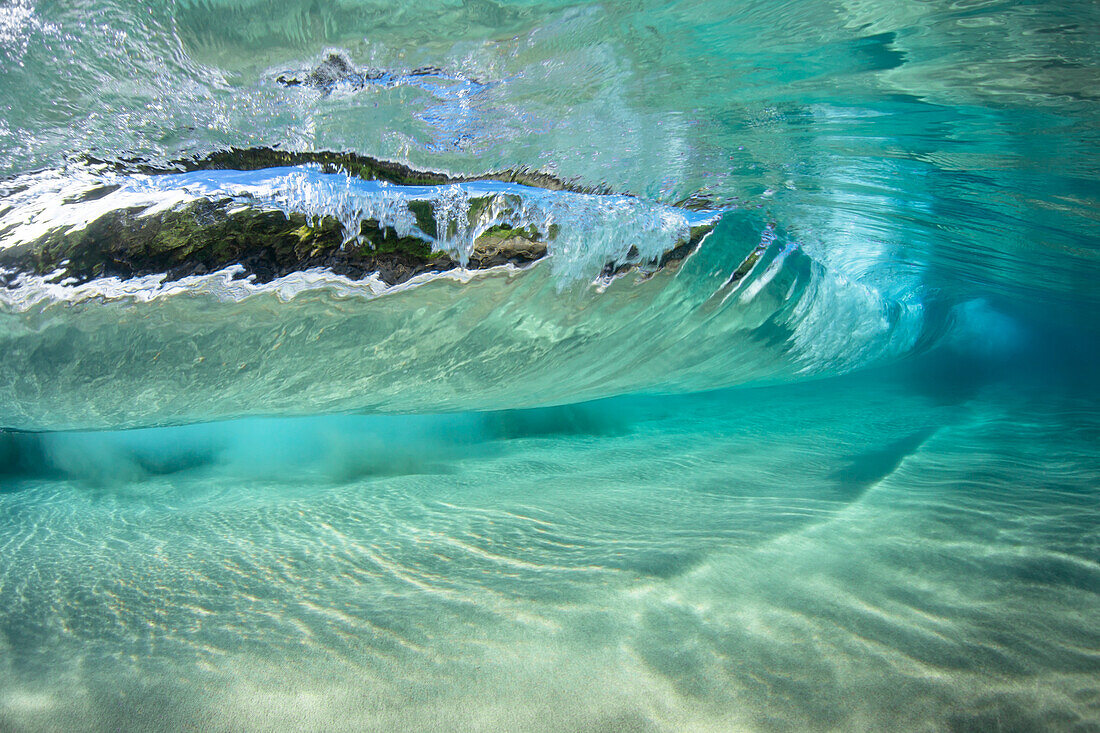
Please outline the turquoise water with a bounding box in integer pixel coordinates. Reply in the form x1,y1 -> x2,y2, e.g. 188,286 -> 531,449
1,1 -> 1099,731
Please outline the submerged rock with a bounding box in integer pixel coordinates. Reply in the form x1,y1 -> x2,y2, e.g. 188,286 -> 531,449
0,151 -> 718,288
0,199 -> 548,287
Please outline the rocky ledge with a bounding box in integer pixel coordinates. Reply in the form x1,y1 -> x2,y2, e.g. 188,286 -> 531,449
0,149 -> 717,288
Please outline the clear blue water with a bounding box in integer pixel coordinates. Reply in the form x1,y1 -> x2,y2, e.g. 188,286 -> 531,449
0,1 -> 1098,730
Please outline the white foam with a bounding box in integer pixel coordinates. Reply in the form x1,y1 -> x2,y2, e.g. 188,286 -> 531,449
0,261 -> 529,312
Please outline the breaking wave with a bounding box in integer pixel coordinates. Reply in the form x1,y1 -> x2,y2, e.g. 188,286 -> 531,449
0,162 -> 924,430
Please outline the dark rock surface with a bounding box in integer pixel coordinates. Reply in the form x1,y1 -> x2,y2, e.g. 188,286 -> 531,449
0,200 -> 548,287
2,150 -> 717,288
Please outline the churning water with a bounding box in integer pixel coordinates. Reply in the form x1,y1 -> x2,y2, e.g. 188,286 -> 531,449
0,1 -> 1097,731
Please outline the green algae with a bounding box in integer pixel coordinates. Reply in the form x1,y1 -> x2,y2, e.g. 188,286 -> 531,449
407,200 -> 439,239
408,196 -> 540,242
0,202 -> 434,284
0,198 -> 714,286
0,198 -> 552,286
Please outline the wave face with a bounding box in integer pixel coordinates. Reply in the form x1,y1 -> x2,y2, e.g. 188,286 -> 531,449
0,1 -> 1098,731
0,164 -> 923,430
0,1 -> 1095,430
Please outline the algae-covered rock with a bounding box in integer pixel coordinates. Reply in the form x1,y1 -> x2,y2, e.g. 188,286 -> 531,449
0,200 -> 548,286
0,195 -> 714,287
2,150 -> 718,288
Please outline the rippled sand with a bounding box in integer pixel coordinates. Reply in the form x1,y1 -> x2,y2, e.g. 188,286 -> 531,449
2,371 -> 1096,731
